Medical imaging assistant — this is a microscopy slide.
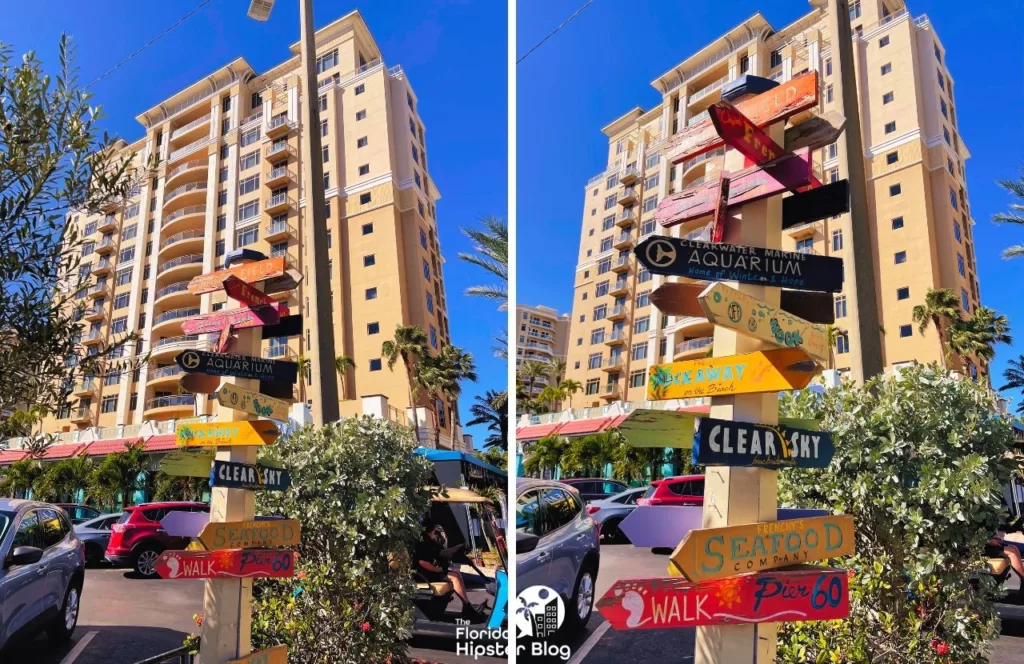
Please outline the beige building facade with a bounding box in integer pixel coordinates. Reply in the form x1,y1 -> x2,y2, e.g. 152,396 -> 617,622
515,304 -> 571,395
42,11 -> 462,447
564,0 -> 979,407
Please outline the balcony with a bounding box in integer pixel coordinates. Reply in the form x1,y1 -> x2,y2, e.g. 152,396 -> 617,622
613,233 -> 635,250
688,75 -> 729,105
242,111 -> 263,128
83,330 -> 104,346
170,112 -> 212,142
620,165 -> 640,185
145,394 -> 196,418
97,215 -> 118,233
604,331 -> 627,347
168,136 -> 213,163
265,345 -> 292,359
88,281 -> 109,299
618,188 -> 638,206
602,384 -> 621,400
147,365 -> 183,387
70,407 -> 93,424
266,114 -> 295,138
674,336 -> 714,360
257,219 -> 292,243
611,257 -> 631,274
160,229 -> 205,254
152,306 -> 200,334
154,281 -> 193,309
165,159 -> 208,189
607,304 -> 628,321
99,199 -> 119,213
150,334 -> 202,360
163,181 -> 208,209
92,258 -> 113,276
83,305 -> 107,323
602,356 -> 625,372
616,211 -> 635,229
162,205 -> 206,233
523,341 -> 553,356
265,166 -> 292,188
157,253 -> 204,280
72,379 -> 98,397
95,238 -> 116,255
265,194 -> 294,215
609,280 -> 631,298
265,142 -> 294,162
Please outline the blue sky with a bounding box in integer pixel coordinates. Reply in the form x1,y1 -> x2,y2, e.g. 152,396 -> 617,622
3,0 -> 506,445
518,0 -> 1024,408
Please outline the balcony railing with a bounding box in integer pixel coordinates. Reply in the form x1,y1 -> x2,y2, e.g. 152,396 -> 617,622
158,253 -> 204,274
146,395 -> 195,410
166,159 -> 208,181
152,334 -> 200,350
155,281 -> 191,300
73,407 -> 92,421
170,113 -> 212,140
615,256 -> 630,268
606,356 -> 624,368
266,194 -> 292,209
148,365 -> 183,380
266,142 -> 292,157
676,337 -> 713,354
608,331 -> 626,342
665,33 -> 756,94
88,282 -> 108,296
267,166 -> 290,181
686,109 -> 710,127
161,229 -> 204,249
153,307 -> 201,326
242,111 -> 264,126
621,165 -> 639,180
268,114 -> 292,130
163,181 -> 208,204
163,205 -> 205,226
168,136 -> 213,162
265,345 -> 290,359
610,305 -> 627,317
681,147 -> 725,173
688,75 -> 730,104
266,221 -> 291,236
683,223 -> 713,243
604,384 -> 621,395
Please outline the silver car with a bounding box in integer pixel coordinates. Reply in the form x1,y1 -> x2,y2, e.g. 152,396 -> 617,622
516,479 -> 600,632
586,486 -> 646,544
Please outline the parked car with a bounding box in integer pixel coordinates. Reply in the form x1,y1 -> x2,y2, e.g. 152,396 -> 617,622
516,479 -> 600,633
558,478 -> 629,503
53,504 -> 102,526
74,513 -> 122,565
636,475 -> 706,507
586,487 -> 647,543
105,502 -> 209,578
0,499 -> 85,650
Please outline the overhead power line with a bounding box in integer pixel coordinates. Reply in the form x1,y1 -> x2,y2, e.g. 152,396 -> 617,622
86,0 -> 215,89
517,0 -> 597,64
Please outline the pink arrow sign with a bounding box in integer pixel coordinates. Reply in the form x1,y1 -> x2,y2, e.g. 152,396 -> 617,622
620,506 -> 829,549
181,303 -> 287,335
160,510 -> 210,538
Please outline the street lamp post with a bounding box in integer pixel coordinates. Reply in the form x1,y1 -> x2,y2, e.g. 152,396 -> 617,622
249,0 -> 340,426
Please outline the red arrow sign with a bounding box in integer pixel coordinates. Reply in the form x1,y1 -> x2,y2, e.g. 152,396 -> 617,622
181,303 -> 287,335
223,275 -> 276,308
155,549 -> 296,579
597,567 -> 849,630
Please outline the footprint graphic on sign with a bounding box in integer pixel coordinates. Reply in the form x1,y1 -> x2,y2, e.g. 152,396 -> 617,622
621,590 -> 645,628
166,554 -> 181,579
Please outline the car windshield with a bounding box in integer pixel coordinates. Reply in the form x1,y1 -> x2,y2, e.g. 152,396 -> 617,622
0,510 -> 13,541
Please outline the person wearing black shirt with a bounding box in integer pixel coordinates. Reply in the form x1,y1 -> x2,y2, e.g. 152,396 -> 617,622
413,518 -> 481,618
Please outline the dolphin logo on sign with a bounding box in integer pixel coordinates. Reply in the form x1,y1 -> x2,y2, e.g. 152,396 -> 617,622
180,350 -> 201,370
646,239 -> 677,268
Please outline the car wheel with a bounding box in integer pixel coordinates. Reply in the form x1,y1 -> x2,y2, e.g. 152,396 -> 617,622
133,544 -> 163,578
47,581 -> 81,643
565,565 -> 596,632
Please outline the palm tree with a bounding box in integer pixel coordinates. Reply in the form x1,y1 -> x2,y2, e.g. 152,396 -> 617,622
547,358 -> 567,384
912,288 -> 961,367
90,440 -> 150,509
559,379 -> 582,409
522,434 -> 567,477
562,431 -> 620,477
36,455 -> 94,502
518,360 -> 549,402
381,325 -> 429,429
1001,356 -> 1024,413
970,306 -> 1012,368
334,355 -> 355,400
0,458 -> 43,498
994,169 -> 1024,258
418,344 -> 478,447
296,354 -> 311,404
536,385 -> 563,413
466,390 -> 508,451
458,216 -> 507,303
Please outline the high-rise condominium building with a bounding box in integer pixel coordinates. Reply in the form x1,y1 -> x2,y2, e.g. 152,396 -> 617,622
42,11 -> 461,446
515,305 -> 571,395
565,0 -> 979,407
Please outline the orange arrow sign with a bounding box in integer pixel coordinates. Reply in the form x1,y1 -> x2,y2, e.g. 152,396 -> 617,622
670,515 -> 855,582
646,348 -> 820,400
175,420 -> 279,448
187,257 -> 285,295
198,519 -> 300,550
222,274 -> 276,308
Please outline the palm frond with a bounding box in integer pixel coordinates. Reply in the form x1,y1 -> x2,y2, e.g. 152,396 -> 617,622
464,284 -> 509,300
1002,245 -> 1024,260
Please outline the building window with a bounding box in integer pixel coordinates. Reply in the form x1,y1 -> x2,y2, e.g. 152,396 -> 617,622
645,174 -> 659,190
354,84 -> 365,96
590,328 -> 605,344
643,196 -> 658,213
957,254 -> 966,277
825,85 -> 833,103
883,91 -> 894,104
770,49 -> 782,68
897,287 -> 910,300
634,316 -> 650,334
631,342 -> 648,361
881,63 -> 891,75
943,127 -> 951,145
240,127 -> 260,147
899,324 -> 912,338
593,304 -> 607,320
835,295 -> 847,318
359,192 -> 371,205
322,146 -> 329,163
949,187 -> 958,210
238,174 -> 259,195
315,48 -> 338,74
111,316 -> 128,334
599,237 -> 613,253
638,267 -> 651,283
369,358 -> 382,371
740,54 -> 750,74
585,379 -> 600,395
426,292 -> 434,314
630,370 -> 645,388
429,325 -> 438,349
588,353 -> 602,370
961,288 -> 970,312
114,293 -> 129,310
356,109 -> 366,121
604,194 -> 617,210
892,216 -> 904,230
595,281 -> 609,297
357,136 -> 368,148
365,288 -> 378,300
947,159 -> 955,176
836,332 -> 850,354
420,229 -> 428,249
101,395 -> 118,414
879,35 -> 890,48
362,254 -> 375,268
940,98 -> 947,118
886,151 -> 898,165
825,58 -> 832,76
796,237 -> 814,253
318,94 -> 327,111
238,200 -> 259,222
422,259 -> 431,280
884,121 -> 896,134
602,216 -> 615,231
122,224 -> 137,241
890,184 -> 902,196
366,322 -> 380,335
358,164 -> 370,176
953,220 -> 961,242
218,190 -> 228,206
236,226 -> 258,247
320,119 -> 329,137
636,291 -> 650,307
895,251 -> 907,264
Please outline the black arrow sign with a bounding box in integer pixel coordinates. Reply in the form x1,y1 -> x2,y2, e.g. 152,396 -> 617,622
693,417 -> 835,469
210,460 -> 292,491
634,236 -> 844,293
782,179 -> 851,229
175,349 -> 298,384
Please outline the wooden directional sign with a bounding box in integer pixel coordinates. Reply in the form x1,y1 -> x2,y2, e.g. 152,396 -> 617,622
665,71 -> 819,164
647,348 -> 821,401
198,519 -> 300,551
784,111 -> 846,153
158,450 -> 215,478
618,409 -> 698,449
709,101 -> 786,167
187,257 -> 285,295
227,645 -> 288,664
620,506 -> 829,550
176,420 -> 280,448
698,283 -> 829,361
656,148 -> 813,228
223,274 -> 276,308
635,236 -> 844,293
782,179 -> 851,229
263,268 -> 303,295
670,514 -> 855,582
217,383 -> 291,421
176,349 -> 298,384
710,174 -> 730,243
211,460 -> 292,492
693,417 -> 835,469
155,549 -> 296,580
178,372 -> 222,395
161,510 -> 210,538
651,283 -> 835,325
216,322 -> 234,353
181,303 -> 287,335
597,567 -> 849,630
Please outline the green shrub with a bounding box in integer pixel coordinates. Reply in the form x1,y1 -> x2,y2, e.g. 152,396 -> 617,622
250,417 -> 433,663
777,365 -> 1015,663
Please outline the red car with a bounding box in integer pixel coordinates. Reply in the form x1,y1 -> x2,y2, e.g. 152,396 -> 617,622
636,475 -> 705,506
105,502 -> 209,577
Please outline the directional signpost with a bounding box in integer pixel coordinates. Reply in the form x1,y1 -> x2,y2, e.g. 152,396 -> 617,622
187,257 -> 286,295
223,274 -> 277,308
217,383 -> 291,421
176,421 -> 280,448
176,349 -> 298,384
211,460 -> 292,492
693,417 -> 835,469
597,567 -> 849,631
161,510 -> 211,539
155,549 -> 296,580
651,283 -> 835,325
181,303 -> 287,336
698,283 -> 829,361
226,645 -> 288,664
646,348 -> 821,400
198,519 -> 300,551
158,450 -> 215,478
619,506 -> 829,550
710,174 -> 731,243
617,409 -> 699,448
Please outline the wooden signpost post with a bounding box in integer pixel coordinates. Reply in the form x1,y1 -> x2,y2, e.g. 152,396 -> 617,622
693,417 -> 835,469
226,645 -> 288,664
211,461 -> 292,492
155,549 -> 296,580
596,567 -> 849,631
217,383 -> 291,421
670,515 -> 855,582
651,283 -> 835,325
198,519 -> 301,551
176,421 -> 280,448
698,283 -> 830,361
646,348 -> 820,400
710,174 -> 731,243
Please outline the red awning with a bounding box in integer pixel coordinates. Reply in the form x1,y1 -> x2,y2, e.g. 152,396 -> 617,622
604,414 -> 630,429
516,422 -> 564,441
144,434 -> 177,452
558,417 -> 612,437
41,444 -> 86,460
84,438 -> 133,456
679,405 -> 711,415
0,449 -> 28,465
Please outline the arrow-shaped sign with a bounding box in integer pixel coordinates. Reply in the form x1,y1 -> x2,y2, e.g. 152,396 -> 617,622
647,348 -> 821,401
187,257 -> 286,295
698,283 -> 830,361
155,549 -> 296,580
181,303 -> 287,336
222,274 -> 276,308
158,451 -> 215,478
670,514 -> 855,582
216,383 -> 291,421
619,506 -> 828,550
176,420 -> 280,448
618,409 -> 698,449
651,283 -> 835,325
784,110 -> 846,153
693,417 -> 835,469
176,349 -> 298,384
198,519 -> 300,551
160,510 -> 210,538
210,460 -> 292,492
597,566 -> 849,630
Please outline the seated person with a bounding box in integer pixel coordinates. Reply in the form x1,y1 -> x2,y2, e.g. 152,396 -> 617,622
986,513 -> 1024,582
413,518 -> 482,618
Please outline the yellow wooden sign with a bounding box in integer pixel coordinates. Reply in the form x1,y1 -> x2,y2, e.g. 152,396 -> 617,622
176,421 -> 279,448
670,514 -> 855,582
198,519 -> 301,551
647,348 -> 821,400
698,283 -> 829,361
157,450 -> 215,478
226,645 -> 287,664
217,383 -> 291,421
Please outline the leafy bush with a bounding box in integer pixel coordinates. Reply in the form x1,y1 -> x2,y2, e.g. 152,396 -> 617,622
250,417 -> 433,663
777,365 -> 1016,663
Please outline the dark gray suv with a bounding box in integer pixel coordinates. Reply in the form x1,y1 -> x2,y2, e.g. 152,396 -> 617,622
516,479 -> 600,632
0,499 -> 85,650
